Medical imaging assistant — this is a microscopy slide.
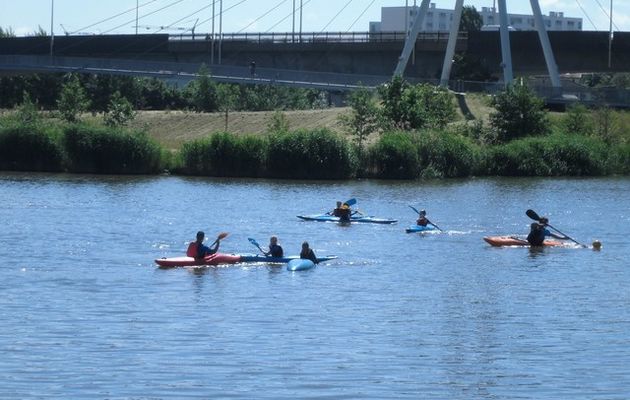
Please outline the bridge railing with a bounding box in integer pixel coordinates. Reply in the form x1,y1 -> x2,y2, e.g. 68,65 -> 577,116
167,31 -> 467,44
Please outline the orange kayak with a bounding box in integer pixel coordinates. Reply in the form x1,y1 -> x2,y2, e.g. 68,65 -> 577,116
483,236 -> 566,247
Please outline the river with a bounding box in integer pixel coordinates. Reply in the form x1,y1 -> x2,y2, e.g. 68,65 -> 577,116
1,172 -> 629,399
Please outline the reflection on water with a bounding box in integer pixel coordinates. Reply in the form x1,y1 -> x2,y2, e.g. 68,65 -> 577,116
0,172 -> 629,399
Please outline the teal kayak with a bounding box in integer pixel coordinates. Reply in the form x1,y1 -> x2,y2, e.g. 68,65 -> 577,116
238,254 -> 337,264
287,259 -> 315,271
297,214 -> 397,224
405,225 -> 438,233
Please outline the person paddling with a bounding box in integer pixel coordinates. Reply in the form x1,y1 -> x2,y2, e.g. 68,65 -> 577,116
416,209 -> 430,227
526,217 -> 568,246
300,241 -> 318,264
331,201 -> 352,222
187,231 -> 221,259
264,236 -> 284,258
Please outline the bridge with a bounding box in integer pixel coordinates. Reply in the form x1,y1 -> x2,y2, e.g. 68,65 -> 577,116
1,31 -> 630,105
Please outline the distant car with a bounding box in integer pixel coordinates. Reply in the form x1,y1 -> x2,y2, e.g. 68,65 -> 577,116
481,25 -> 517,31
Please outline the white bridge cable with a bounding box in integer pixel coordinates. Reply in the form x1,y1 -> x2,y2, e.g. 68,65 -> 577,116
70,0 -> 161,34
345,0 -> 378,32
154,2 -> 216,34
264,0 -> 313,33
317,0 -> 355,34
196,0 -> 251,29
238,0 -> 290,33
99,0 -> 189,35
575,0 -> 599,30
592,0 -> 620,31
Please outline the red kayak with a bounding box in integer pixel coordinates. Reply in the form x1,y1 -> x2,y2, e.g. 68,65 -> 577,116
483,236 -> 567,247
155,253 -> 242,267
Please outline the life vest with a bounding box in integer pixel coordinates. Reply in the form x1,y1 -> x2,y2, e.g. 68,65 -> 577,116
417,217 -> 429,226
186,242 -> 199,257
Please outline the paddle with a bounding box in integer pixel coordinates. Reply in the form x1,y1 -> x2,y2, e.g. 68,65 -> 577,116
209,232 -> 229,246
526,209 -> 585,247
408,205 -> 443,232
344,198 -> 357,207
248,237 -> 265,254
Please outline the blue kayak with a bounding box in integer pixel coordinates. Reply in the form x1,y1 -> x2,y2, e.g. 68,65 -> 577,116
287,259 -> 315,271
238,254 -> 337,264
297,214 -> 397,224
405,225 -> 438,233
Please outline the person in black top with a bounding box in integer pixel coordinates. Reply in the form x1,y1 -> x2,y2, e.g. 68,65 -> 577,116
300,241 -> 318,264
265,236 -> 283,258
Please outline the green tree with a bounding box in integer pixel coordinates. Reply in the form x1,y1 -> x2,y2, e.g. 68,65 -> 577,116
489,84 -> 548,143
16,92 -> 40,125
32,25 -> 48,37
378,75 -> 408,129
104,91 -> 137,127
217,83 -> 240,131
266,110 -> 290,133
562,103 -> 593,136
460,6 -> 483,32
186,64 -> 218,112
339,87 -> 380,155
57,74 -> 90,123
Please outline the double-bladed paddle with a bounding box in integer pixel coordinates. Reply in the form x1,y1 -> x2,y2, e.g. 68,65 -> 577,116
409,205 -> 443,232
210,232 -> 229,246
248,237 -> 265,253
526,209 -> 585,247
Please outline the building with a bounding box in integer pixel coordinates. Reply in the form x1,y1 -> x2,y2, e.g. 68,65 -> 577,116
370,3 -> 583,33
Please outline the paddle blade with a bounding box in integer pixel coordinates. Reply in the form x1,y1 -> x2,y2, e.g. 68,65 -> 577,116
409,205 -> 421,215
217,232 -> 229,240
344,198 -> 357,207
248,237 -> 259,247
526,209 -> 541,221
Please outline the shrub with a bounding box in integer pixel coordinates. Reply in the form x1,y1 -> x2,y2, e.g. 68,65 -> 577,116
57,74 -> 90,123
63,123 -> 162,174
339,87 -> 380,156
417,131 -> 481,178
103,91 -> 136,127
0,121 -> 64,172
267,129 -> 357,179
487,134 -> 608,176
368,131 -> 420,179
180,132 -> 267,177
489,85 -> 548,143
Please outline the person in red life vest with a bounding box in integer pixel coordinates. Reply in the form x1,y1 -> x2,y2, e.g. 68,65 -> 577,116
416,210 -> 429,226
187,231 -> 221,259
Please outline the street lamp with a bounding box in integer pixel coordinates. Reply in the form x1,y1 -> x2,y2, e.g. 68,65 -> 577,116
50,0 -> 55,56
608,0 -> 613,68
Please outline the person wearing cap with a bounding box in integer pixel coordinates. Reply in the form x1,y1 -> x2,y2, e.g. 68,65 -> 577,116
300,241 -> 318,264
264,236 -> 283,258
416,210 -> 430,227
188,231 -> 220,258
526,217 -> 568,246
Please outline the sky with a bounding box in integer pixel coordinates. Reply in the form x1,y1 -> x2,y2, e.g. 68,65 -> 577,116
1,0 -> 628,37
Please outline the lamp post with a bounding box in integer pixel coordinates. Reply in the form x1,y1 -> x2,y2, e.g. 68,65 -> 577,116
608,0 -> 613,68
136,0 -> 139,35
50,0 -> 55,56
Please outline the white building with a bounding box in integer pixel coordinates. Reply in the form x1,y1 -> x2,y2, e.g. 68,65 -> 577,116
370,3 -> 583,33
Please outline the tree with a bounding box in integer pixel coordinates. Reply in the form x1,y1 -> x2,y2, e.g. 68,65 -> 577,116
186,64 -> 218,112
562,103 -> 592,136
339,87 -> 380,155
217,83 -> 240,131
0,27 -> 16,38
32,26 -> 48,37
57,74 -> 90,123
266,110 -> 290,133
489,84 -> 548,142
460,6 -> 483,32
104,91 -> 136,127
378,75 -> 409,129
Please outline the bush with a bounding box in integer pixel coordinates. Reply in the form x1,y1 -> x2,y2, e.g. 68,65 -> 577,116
417,131 -> 481,178
489,85 -> 548,143
368,131 -> 420,179
487,134 -> 608,176
0,120 -> 64,172
180,132 -> 267,177
267,128 -> 357,179
63,123 -> 162,174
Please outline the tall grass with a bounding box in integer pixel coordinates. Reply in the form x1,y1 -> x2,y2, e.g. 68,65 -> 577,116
266,128 -> 357,179
0,119 -> 65,172
180,132 -> 267,177
367,131 -> 420,179
63,123 -> 163,174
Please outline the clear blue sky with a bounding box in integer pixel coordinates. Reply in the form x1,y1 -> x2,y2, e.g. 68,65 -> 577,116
1,0 -> 628,36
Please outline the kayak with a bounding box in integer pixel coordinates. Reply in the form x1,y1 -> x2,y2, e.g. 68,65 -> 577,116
406,225 -> 438,233
297,214 -> 397,224
155,253 -> 242,267
483,236 -> 567,247
287,259 -> 315,271
238,254 -> 337,263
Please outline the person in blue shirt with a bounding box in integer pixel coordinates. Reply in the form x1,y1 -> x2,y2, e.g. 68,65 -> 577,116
193,231 -> 220,258
265,236 -> 283,258
527,217 -> 568,246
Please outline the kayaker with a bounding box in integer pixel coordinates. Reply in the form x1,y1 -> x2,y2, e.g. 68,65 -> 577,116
187,231 -> 220,258
331,201 -> 352,222
264,236 -> 284,258
526,217 -> 567,246
416,210 -> 429,226
300,241 -> 318,264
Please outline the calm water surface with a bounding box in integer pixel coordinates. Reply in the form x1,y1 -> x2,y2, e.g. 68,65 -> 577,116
0,173 -> 629,399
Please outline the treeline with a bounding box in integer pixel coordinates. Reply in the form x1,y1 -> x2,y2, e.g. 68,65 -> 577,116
0,68 -> 328,112
1,75 -> 629,178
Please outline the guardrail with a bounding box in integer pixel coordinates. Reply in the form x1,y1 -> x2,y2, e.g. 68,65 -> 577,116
167,31 -> 468,44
